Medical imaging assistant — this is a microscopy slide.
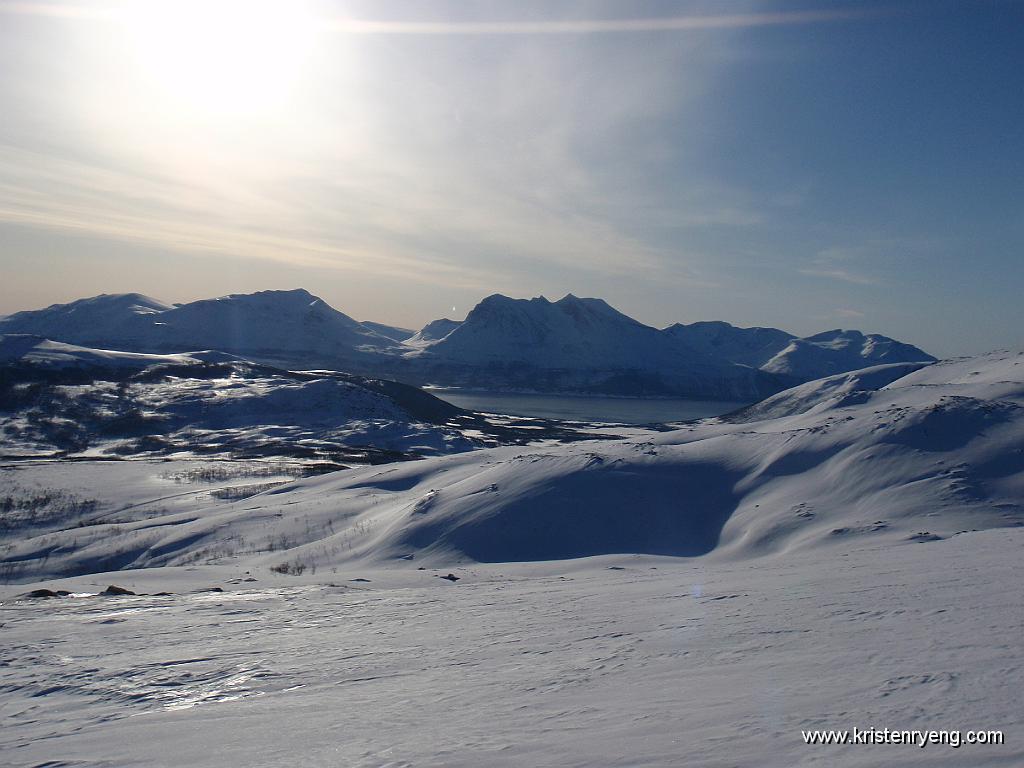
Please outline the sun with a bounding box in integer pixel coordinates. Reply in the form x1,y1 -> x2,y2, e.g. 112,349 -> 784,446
115,0 -> 320,120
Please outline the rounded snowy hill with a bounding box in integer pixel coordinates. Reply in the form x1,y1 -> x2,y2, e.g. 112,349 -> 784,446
0,293 -> 171,346
662,320 -> 796,368
141,289 -> 398,365
762,328 -> 936,379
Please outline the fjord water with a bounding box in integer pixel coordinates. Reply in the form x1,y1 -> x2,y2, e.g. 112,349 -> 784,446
430,390 -> 748,423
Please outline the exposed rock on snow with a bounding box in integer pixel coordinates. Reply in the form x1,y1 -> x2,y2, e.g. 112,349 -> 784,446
100,584 -> 135,596
0,338 -> 621,464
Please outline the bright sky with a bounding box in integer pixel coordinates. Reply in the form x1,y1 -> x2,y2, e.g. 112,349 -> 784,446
0,0 -> 1021,356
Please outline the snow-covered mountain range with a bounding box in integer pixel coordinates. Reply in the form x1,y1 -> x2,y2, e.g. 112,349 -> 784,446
0,289 -> 935,398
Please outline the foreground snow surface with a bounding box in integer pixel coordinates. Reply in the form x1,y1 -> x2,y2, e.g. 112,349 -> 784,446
2,529 -> 1022,767
2,350 -> 1022,765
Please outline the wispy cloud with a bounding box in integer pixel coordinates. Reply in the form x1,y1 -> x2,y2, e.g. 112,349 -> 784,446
0,2 -> 752,294
329,8 -> 886,36
835,307 -> 866,319
799,267 -> 877,285
799,246 -> 879,285
0,0 -> 892,317
0,145 -> 493,288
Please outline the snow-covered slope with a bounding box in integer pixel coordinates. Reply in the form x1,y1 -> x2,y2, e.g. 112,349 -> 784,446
0,335 -> 241,369
762,329 -> 935,378
663,322 -> 934,377
4,349 -> 1021,580
405,317 -> 463,345
2,526 -> 1021,768
3,351 -> 1022,767
0,293 -> 171,347
663,320 -> 796,368
359,320 -> 414,343
127,289 -> 399,366
724,361 -> 931,422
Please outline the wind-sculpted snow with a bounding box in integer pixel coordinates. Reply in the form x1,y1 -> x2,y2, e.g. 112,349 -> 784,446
2,531 -> 1022,767
3,350 -> 1022,582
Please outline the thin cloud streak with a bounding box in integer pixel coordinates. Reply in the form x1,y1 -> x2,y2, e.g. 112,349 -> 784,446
798,268 -> 877,285
0,143 -> 675,292
330,9 -> 886,36
0,146 -> 497,290
0,2 -> 889,34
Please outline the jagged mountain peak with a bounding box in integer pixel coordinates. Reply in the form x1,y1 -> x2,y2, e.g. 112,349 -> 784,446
466,293 -> 646,329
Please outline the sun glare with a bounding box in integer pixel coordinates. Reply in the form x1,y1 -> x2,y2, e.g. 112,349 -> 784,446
115,0 -> 320,119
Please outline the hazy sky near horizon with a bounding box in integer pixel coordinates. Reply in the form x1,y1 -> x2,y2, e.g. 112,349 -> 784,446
0,0 -> 1021,357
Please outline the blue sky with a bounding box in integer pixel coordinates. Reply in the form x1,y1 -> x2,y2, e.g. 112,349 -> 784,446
0,0 -> 1021,356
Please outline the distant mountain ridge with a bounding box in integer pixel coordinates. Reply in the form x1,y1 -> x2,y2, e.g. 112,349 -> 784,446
405,293 -> 935,397
0,289 -> 936,399
0,289 -> 400,369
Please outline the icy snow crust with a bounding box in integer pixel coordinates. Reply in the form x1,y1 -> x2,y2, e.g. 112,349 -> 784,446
2,350 -> 1022,766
